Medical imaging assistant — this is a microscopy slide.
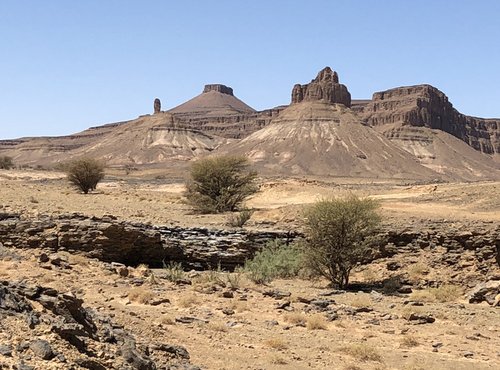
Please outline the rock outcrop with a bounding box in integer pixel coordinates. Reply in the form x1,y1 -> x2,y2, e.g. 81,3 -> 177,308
1,212 -> 498,284
360,85 -> 500,156
153,98 -> 161,114
291,67 -> 351,107
0,280 -> 196,369
203,84 -> 234,96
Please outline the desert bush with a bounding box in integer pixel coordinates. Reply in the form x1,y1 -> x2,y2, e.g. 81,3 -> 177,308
185,155 -> 258,213
244,240 -> 302,284
227,208 -> 254,227
302,196 -> 381,289
65,158 -> 105,194
0,156 -> 14,170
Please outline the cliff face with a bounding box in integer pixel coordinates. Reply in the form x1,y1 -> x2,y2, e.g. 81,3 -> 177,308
291,67 -> 351,107
360,85 -> 500,156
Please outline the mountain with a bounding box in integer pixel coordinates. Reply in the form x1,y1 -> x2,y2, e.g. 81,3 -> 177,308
214,68 -> 499,180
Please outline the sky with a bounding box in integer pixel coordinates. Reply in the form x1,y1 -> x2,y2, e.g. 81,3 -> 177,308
1,0 -> 499,139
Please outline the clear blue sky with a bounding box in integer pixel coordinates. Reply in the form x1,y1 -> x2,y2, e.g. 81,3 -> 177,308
1,0 -> 499,139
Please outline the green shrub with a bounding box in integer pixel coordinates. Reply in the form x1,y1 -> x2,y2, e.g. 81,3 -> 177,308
244,240 -> 302,284
65,158 -> 105,194
0,156 -> 14,170
163,261 -> 185,282
302,195 -> 381,289
227,209 -> 254,227
185,156 -> 258,214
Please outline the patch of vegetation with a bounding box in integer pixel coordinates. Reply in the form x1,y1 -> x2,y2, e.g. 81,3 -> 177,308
227,208 -> 254,227
306,314 -> 328,330
65,158 -> 105,194
411,285 -> 463,303
185,155 -> 258,213
264,337 -> 288,350
0,156 -> 14,170
244,240 -> 302,284
400,334 -> 420,348
162,261 -> 185,282
340,343 -> 382,362
128,287 -> 154,304
302,195 -> 381,288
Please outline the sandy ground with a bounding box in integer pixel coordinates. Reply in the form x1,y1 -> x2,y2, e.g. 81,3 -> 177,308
1,169 -> 499,369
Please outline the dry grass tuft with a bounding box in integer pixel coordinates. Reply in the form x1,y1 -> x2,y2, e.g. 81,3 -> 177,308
400,334 -> 419,348
306,314 -> 328,330
349,294 -> 372,308
340,343 -> 383,362
270,355 -> 288,365
206,321 -> 228,332
128,287 -> 155,304
284,312 -> 307,326
407,263 -> 429,281
177,294 -> 200,308
159,315 -> 176,325
264,337 -> 288,350
411,285 -> 462,303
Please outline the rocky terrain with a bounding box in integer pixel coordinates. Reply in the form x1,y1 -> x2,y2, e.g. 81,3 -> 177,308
1,169 -> 499,369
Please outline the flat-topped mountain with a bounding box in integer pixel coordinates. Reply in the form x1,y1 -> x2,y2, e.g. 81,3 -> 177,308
358,84 -> 500,157
169,84 -> 256,116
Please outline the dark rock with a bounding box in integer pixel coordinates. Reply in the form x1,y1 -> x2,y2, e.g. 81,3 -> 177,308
39,253 -> 49,263
120,339 -> 155,370
403,312 -> 435,324
149,297 -> 170,306
203,84 -> 233,96
291,67 -> 351,107
0,344 -> 13,357
75,357 -> 107,370
154,98 -> 161,114
152,344 -> 190,360
468,280 -> 500,305
386,261 -> 401,271
310,299 -> 333,309
275,301 -> 291,310
29,340 -> 55,360
263,290 -> 291,300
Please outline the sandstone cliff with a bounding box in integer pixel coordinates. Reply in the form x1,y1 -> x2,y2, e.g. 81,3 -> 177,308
360,85 -> 500,157
291,66 -> 351,107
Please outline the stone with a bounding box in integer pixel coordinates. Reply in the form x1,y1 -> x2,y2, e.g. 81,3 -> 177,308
0,344 -> 13,357
291,67 -> 351,107
403,312 -> 435,324
29,340 -> 55,360
263,289 -> 291,300
154,98 -> 161,114
468,280 -> 500,305
152,343 -> 190,360
38,252 -> 49,263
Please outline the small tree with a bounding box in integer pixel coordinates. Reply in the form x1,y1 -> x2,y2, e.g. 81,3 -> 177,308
0,156 -> 14,169
66,158 -> 105,194
185,155 -> 258,213
302,195 -> 381,288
